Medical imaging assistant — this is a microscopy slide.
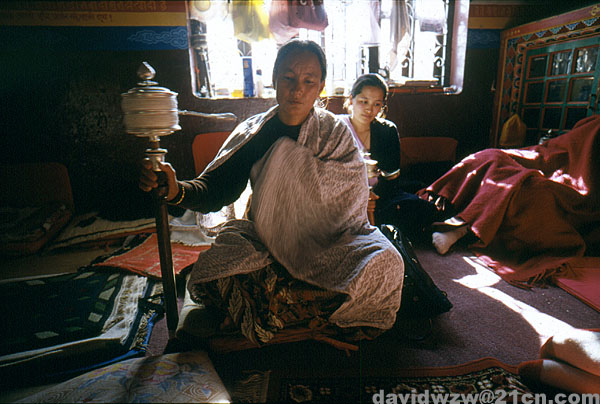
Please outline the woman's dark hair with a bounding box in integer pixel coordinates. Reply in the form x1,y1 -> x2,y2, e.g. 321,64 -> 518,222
272,39 -> 327,87
344,73 -> 389,115
350,73 -> 388,100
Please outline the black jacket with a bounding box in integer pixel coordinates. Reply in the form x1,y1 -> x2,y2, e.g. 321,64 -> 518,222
369,117 -> 401,199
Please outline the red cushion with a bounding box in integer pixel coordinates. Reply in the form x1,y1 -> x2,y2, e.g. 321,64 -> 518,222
191,132 -> 231,175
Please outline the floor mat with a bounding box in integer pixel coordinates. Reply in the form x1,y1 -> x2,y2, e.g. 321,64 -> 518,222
555,258 -> 600,312
0,267 -> 162,387
93,233 -> 208,279
265,357 -> 533,403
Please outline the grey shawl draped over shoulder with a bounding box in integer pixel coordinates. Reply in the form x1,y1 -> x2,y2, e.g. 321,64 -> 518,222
188,105 -> 404,329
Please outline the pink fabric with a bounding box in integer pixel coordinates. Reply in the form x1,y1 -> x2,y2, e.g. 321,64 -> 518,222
555,259 -> 600,312
419,115 -> 600,286
268,0 -> 299,44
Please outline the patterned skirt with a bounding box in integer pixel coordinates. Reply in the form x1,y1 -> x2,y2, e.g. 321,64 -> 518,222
191,261 -> 351,346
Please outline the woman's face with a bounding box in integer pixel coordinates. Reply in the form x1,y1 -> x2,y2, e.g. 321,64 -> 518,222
350,85 -> 385,127
275,49 -> 325,126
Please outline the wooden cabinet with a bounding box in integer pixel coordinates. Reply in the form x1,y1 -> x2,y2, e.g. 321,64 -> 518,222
491,4 -> 600,147
520,37 -> 599,143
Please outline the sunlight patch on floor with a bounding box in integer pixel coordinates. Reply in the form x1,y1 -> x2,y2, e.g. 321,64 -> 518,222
456,256 -> 576,345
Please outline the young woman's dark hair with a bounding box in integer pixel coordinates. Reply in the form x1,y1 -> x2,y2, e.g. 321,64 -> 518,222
272,39 -> 327,87
349,73 -> 388,100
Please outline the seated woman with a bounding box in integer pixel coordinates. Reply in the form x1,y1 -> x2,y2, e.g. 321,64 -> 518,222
338,73 -> 441,241
139,40 -> 404,345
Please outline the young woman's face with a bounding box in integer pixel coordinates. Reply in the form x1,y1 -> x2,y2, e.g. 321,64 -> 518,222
350,85 -> 385,126
275,49 -> 325,126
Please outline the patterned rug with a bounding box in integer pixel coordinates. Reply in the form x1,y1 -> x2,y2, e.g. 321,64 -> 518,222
264,358 -> 534,403
93,233 -> 208,279
0,267 -> 162,388
47,212 -> 155,251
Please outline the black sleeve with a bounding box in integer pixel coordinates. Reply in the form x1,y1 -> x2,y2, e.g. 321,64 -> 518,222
170,114 -> 300,213
371,119 -> 401,172
176,143 -> 254,213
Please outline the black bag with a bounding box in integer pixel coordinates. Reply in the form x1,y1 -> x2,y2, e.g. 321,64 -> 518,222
381,224 -> 453,318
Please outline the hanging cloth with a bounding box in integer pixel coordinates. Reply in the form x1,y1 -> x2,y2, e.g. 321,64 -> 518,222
416,0 -> 445,34
231,0 -> 271,43
268,0 -> 329,45
269,0 -> 300,44
348,0 -> 381,46
288,0 -> 329,31
389,0 -> 411,74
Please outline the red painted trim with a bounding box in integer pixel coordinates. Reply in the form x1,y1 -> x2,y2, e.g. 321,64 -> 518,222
501,4 -> 600,40
0,1 -> 187,13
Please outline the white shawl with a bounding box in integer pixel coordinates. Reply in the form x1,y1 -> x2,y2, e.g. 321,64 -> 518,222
188,106 -> 404,329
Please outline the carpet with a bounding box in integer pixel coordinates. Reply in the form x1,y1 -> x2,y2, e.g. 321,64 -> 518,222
264,357 -> 534,403
93,233 -> 208,279
0,267 -> 162,388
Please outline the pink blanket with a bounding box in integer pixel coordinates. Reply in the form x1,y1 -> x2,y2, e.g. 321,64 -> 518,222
419,116 -> 600,286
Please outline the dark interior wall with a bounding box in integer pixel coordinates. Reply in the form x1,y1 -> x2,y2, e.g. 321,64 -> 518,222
0,38 -> 511,219
2,46 -> 275,219
4,47 -> 178,219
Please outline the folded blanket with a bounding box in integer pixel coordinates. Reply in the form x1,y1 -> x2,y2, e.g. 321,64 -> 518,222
540,328 -> 600,377
189,107 -> 404,330
518,328 -> 600,393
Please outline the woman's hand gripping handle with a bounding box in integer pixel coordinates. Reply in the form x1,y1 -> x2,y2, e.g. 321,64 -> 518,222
139,159 -> 180,202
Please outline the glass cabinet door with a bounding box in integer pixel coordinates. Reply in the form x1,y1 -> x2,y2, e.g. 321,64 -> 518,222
519,37 -> 599,144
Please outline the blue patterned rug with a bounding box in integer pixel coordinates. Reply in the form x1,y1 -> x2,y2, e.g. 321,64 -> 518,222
0,267 -> 162,387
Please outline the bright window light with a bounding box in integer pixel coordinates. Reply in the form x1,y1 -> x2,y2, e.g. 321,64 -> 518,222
189,0 -> 456,98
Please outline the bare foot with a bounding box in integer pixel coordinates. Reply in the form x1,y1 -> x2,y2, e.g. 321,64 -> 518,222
432,225 -> 469,255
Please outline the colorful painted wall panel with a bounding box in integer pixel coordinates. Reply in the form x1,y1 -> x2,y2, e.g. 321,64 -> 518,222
0,1 -> 187,50
491,4 -> 600,146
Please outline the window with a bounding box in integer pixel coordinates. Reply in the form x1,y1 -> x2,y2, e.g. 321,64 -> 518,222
187,0 -> 468,98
